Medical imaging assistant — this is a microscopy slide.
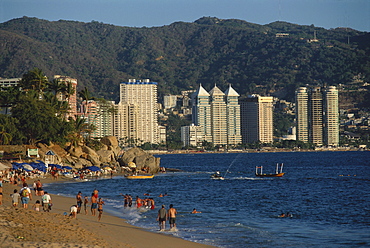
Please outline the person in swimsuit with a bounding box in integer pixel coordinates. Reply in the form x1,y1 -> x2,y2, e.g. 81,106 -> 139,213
97,198 -> 105,221
168,204 -> 177,229
157,205 -> 167,231
76,191 -> 82,214
91,192 -> 98,216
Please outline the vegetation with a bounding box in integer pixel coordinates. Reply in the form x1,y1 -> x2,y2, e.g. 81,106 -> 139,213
0,68 -> 94,146
0,17 -> 369,104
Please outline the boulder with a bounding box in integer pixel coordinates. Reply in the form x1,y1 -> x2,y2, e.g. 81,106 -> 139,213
82,146 -> 101,166
96,150 -> 115,163
68,146 -> 84,158
118,147 -> 160,173
100,136 -> 119,147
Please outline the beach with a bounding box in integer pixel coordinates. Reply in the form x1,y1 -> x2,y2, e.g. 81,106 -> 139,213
0,176 -> 215,248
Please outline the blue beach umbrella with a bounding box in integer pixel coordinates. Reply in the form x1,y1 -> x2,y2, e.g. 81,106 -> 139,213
85,166 -> 101,171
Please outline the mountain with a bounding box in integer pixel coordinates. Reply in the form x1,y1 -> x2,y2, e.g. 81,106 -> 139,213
0,16 -> 369,102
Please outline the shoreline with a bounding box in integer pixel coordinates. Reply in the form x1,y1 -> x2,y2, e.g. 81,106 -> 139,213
0,175 -> 215,248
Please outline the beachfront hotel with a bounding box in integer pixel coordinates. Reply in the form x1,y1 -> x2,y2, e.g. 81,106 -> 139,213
240,95 -> 274,144
119,79 -> 159,144
295,86 -> 339,146
190,84 -> 241,146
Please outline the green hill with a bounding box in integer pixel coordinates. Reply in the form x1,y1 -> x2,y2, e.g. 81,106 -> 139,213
0,16 -> 369,102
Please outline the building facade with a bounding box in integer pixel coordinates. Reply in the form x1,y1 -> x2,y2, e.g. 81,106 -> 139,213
241,95 -> 274,144
191,84 -> 241,146
181,124 -> 204,147
295,86 -> 339,146
119,79 -> 159,144
53,75 -> 78,119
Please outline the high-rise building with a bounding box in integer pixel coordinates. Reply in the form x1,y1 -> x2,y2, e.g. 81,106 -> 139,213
113,101 -> 139,145
295,87 -> 309,142
120,79 -> 159,144
310,87 -> 323,146
209,85 -> 227,145
295,86 -> 339,146
191,84 -> 241,146
225,85 -> 242,145
323,86 -> 339,146
81,100 -> 114,139
241,95 -> 274,144
192,84 -> 212,143
181,124 -> 204,147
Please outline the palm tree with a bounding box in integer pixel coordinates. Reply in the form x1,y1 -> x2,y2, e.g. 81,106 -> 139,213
0,125 -> 12,145
31,68 -> 48,95
78,87 -> 92,115
20,68 -> 48,98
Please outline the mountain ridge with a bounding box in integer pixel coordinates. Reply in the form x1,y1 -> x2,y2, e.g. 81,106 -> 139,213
0,16 -> 369,102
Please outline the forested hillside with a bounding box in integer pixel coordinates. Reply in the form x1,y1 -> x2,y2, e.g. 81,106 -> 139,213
0,16 -> 369,102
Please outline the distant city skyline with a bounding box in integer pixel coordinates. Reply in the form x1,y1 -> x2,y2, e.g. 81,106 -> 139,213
0,0 -> 369,32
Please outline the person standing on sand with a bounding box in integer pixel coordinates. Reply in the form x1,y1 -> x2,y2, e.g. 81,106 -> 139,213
157,205 -> 167,231
20,182 -> 32,209
91,192 -> 98,216
168,204 -> 177,229
11,189 -> 20,207
76,191 -> 83,214
97,198 -> 105,221
41,191 -> 52,212
83,196 -> 89,215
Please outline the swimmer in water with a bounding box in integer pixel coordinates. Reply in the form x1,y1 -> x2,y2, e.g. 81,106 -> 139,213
191,208 -> 201,214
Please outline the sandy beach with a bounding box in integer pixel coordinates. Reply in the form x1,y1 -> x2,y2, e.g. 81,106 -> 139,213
0,176 -> 215,248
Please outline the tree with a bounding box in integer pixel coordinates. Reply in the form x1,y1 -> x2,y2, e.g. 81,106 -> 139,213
0,125 -> 12,145
11,96 -> 73,145
20,68 -> 48,95
78,87 -> 93,115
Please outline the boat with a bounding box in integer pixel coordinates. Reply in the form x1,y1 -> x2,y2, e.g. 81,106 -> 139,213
255,163 -> 285,177
125,174 -> 155,179
211,171 -> 224,180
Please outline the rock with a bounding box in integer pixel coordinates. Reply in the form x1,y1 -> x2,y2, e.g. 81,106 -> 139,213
119,147 -> 160,173
68,146 -> 83,158
96,150 -> 115,163
82,146 -> 101,166
100,136 -> 119,147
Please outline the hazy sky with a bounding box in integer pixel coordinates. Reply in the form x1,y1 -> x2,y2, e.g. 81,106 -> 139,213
0,0 -> 369,31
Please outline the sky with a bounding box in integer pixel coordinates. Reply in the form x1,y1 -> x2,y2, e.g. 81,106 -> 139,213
0,0 -> 369,32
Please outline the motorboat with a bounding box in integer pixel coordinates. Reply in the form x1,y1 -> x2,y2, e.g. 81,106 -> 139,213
211,171 -> 224,180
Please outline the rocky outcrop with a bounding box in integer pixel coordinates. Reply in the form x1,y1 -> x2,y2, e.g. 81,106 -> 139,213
3,136 -> 160,172
118,147 -> 160,173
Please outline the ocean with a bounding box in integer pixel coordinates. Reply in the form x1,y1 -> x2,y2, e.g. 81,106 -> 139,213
44,151 -> 370,248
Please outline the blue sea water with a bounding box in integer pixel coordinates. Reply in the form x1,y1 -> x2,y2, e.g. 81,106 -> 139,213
44,151 -> 370,248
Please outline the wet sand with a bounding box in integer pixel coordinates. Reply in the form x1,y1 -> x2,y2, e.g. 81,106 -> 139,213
0,176 -> 215,248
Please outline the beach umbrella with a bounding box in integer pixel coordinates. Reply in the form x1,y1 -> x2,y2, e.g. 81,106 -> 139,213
49,164 -> 62,169
62,165 -> 73,170
0,162 -> 10,171
128,162 -> 136,168
86,166 -> 101,171
104,167 -> 112,170
22,164 -> 34,171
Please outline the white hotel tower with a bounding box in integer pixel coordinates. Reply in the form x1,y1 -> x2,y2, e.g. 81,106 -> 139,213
119,79 -> 159,144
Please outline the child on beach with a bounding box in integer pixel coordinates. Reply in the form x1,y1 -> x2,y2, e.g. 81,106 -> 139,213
33,200 -> 41,211
10,189 -> 20,207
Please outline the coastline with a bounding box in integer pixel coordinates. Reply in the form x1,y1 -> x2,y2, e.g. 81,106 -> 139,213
0,176 -> 215,248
